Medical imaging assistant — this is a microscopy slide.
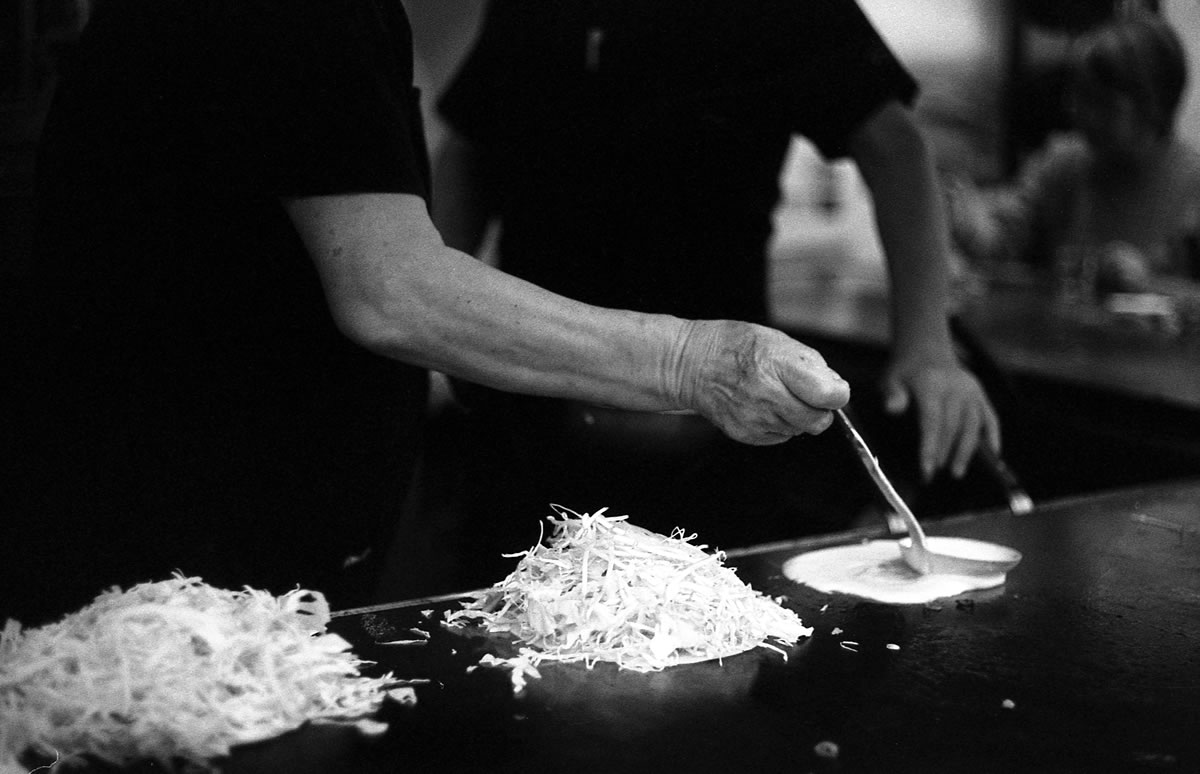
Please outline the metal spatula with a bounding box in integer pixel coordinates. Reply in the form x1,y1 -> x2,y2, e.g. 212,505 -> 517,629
835,409 -> 1022,576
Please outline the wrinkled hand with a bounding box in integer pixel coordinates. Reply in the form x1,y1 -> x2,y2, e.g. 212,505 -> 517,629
676,320 -> 850,445
882,358 -> 1000,480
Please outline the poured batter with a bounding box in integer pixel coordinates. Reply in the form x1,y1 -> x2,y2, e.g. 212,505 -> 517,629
782,540 -> 1008,605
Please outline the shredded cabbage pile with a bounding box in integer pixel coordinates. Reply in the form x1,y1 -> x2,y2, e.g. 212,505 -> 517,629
0,574 -> 408,773
444,507 -> 813,673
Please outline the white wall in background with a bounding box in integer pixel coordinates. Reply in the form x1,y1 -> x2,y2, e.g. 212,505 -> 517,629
403,0 -> 485,156
1165,0 -> 1200,145
859,0 -> 1010,178
861,0 -> 1001,63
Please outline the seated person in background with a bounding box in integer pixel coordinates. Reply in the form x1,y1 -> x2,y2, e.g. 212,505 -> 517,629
947,13 -> 1200,301
413,0 -> 1001,592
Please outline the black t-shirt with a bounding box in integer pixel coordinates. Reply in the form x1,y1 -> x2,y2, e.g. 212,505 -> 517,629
3,0 -> 430,622
440,0 -> 917,323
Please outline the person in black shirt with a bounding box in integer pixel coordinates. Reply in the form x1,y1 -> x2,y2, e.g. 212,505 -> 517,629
428,0 -> 1002,580
1,0 -> 851,625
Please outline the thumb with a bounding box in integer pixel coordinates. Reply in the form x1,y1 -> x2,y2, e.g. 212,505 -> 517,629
883,378 -> 909,416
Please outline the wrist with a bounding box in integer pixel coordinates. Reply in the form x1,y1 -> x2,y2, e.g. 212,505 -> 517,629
889,335 -> 958,372
666,318 -> 758,413
663,318 -> 709,411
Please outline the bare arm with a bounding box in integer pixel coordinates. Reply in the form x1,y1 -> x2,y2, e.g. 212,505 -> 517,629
283,192 -> 849,445
849,100 -> 1000,477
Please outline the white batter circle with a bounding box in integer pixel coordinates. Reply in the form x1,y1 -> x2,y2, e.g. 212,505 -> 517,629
781,539 -> 1008,604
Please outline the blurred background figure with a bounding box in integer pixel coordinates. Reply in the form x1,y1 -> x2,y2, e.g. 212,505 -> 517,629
947,11 -> 1200,308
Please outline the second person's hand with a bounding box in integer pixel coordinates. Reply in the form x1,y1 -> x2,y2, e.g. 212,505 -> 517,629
882,358 -> 1000,480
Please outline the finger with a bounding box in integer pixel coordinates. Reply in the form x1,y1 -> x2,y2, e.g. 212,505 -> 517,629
718,400 -> 821,446
936,393 -> 962,477
776,347 -> 850,411
950,401 -> 984,479
746,416 -> 818,446
982,400 -> 1002,455
800,407 -> 836,435
719,421 -> 790,447
816,408 -> 836,434
782,369 -> 850,413
771,398 -> 836,438
751,431 -> 796,447
918,393 -> 947,481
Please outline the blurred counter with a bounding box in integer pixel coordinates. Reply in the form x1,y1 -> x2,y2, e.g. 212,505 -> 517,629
770,273 -> 1200,410
767,270 -> 1200,500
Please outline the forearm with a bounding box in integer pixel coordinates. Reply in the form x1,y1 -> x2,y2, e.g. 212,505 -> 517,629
853,107 -> 956,364
288,192 -> 850,445
852,104 -> 1002,471
378,253 -> 692,410
875,161 -> 956,362
290,193 -> 688,410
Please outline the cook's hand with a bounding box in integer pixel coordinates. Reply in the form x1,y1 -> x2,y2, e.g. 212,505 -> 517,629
882,358 -> 999,480
676,320 -> 850,445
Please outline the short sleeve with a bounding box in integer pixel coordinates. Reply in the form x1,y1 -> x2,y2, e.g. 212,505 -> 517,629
778,0 -> 919,159
194,0 -> 430,200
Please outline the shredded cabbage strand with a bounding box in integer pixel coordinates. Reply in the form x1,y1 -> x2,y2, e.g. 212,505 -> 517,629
445,507 -> 813,673
0,574 -> 405,773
